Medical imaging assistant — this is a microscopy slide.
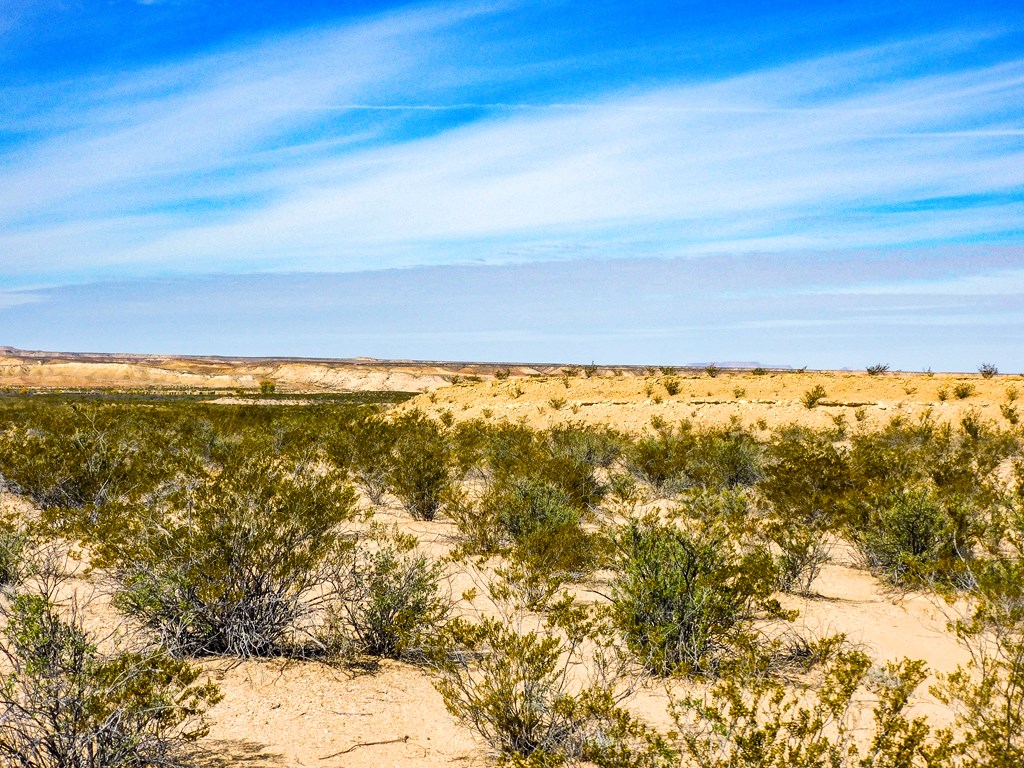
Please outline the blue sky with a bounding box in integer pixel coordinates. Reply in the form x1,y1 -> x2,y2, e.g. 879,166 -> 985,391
1,0 -> 1022,369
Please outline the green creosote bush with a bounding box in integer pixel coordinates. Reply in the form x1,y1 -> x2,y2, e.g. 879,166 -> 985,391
854,487 -> 976,588
800,384 -> 827,409
625,421 -> 762,495
548,397 -> 567,411
431,596 -> 670,767
328,525 -> 453,660
703,364 -> 721,378
0,509 -> 28,589
455,478 -> 607,608
662,377 -> 681,396
446,418 -> 490,478
325,413 -> 395,504
827,412 -> 849,440
960,410 -> 984,440
493,479 -> 582,544
494,368 -> 511,380
759,430 -> 852,594
938,387 -> 950,402
953,383 -> 975,400
258,379 -> 276,395
866,363 -> 891,376
1000,404 -> 1019,425
93,448 -> 359,657
978,363 -> 998,379
610,514 -> 783,677
0,592 -> 222,768
671,647 -> 936,768
848,412 -> 1016,520
932,558 -> 1024,766
847,415 -> 942,503
548,422 -> 623,471
659,367 -> 677,376
607,471 -> 642,507
478,422 -> 610,510
669,558 -> 1024,767
387,411 -> 464,521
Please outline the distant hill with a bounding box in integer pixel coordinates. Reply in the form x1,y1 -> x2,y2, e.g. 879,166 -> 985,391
0,346 -> 794,392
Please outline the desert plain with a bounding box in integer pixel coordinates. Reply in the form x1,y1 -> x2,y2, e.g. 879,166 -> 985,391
1,347 -> 1021,767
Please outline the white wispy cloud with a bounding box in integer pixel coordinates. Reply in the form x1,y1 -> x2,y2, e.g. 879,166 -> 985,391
0,9 -> 1022,287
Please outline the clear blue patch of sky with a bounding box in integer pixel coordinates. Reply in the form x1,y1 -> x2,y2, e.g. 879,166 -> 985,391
5,0 -> 1021,85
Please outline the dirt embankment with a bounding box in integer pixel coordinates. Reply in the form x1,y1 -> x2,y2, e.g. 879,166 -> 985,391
404,370 -> 1022,433
0,348 -> 513,393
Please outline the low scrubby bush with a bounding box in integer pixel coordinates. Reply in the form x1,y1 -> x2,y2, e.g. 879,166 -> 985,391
759,431 -> 852,593
800,384 -> 827,409
934,558 -> 1024,766
93,448 -> 358,657
610,515 -> 780,676
626,422 -> 762,495
431,599 -> 669,766
478,422 -> 609,510
672,648 -> 935,768
387,411 -> 463,521
954,383 -> 975,400
978,363 -> 998,379
0,593 -> 221,768
455,478 -> 607,606
855,487 -> 976,587
0,404 -> 171,515
0,511 -> 27,589
329,526 -> 452,660
325,412 -> 396,504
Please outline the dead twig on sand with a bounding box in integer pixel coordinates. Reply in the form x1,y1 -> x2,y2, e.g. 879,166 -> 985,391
320,735 -> 409,759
